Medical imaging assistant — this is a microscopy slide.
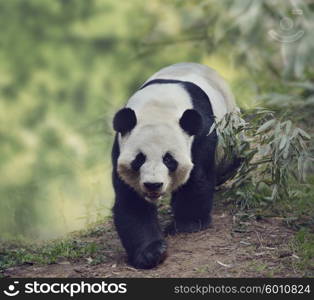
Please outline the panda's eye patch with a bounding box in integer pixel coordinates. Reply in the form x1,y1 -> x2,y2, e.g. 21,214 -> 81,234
163,152 -> 178,172
131,152 -> 146,171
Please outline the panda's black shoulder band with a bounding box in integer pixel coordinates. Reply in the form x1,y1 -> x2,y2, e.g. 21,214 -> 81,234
139,79 -> 209,105
139,79 -> 186,90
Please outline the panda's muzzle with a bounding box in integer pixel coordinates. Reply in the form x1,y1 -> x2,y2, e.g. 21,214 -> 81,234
144,182 -> 163,191
143,182 -> 164,200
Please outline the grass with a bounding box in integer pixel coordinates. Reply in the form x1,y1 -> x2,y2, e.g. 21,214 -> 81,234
295,229 -> 314,276
0,220 -> 115,273
225,175 -> 314,276
281,176 -> 314,228
0,239 -> 101,270
0,215 -> 118,275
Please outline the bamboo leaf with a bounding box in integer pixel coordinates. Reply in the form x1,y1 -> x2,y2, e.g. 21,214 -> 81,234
256,119 -> 276,134
297,128 -> 311,141
271,184 -> 278,201
285,120 -> 292,135
279,135 -> 287,151
208,122 -> 216,135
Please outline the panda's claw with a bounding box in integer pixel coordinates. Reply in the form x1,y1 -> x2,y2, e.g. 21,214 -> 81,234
131,240 -> 167,269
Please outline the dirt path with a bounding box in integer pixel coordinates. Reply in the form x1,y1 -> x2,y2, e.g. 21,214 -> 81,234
3,205 -> 302,278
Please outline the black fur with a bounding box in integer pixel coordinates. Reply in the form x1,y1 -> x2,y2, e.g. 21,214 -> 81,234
163,152 -> 178,172
113,108 -> 137,136
139,79 -> 184,90
131,152 -> 146,172
112,136 -> 167,269
179,109 -> 203,135
165,80 -> 216,235
112,79 -> 217,269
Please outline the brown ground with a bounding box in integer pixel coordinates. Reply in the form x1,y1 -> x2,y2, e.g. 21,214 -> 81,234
3,205 -> 302,278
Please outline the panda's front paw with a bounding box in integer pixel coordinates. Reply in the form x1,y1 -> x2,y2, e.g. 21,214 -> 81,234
131,240 -> 167,269
165,218 -> 211,236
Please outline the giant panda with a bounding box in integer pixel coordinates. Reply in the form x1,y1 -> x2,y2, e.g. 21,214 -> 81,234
111,63 -> 238,269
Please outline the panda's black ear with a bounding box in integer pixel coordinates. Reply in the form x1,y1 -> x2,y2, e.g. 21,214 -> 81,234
113,108 -> 137,135
179,109 -> 203,136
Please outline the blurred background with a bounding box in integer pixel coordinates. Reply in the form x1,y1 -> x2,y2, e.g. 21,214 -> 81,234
0,0 -> 313,240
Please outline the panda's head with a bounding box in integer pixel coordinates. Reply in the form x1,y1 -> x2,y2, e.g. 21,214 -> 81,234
113,107 -> 203,203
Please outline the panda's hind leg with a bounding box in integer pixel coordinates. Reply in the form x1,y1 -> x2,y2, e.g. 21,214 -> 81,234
165,169 -> 214,235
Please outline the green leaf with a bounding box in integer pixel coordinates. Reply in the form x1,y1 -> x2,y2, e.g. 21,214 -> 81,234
297,128 -> 311,141
285,120 -> 292,135
279,135 -> 287,151
271,184 -> 278,201
282,140 -> 290,159
256,119 -> 277,134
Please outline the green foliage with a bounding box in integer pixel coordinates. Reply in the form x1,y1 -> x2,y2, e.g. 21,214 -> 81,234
164,0 -> 314,79
151,1 -> 314,111
295,228 -> 314,275
0,0 -> 203,239
0,239 -> 100,270
215,109 -> 312,209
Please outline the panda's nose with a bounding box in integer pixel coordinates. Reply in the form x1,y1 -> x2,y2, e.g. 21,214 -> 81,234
144,182 -> 163,191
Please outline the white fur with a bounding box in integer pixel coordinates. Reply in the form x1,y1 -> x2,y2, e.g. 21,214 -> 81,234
117,63 -> 237,201
126,83 -> 194,123
118,122 -> 193,202
144,62 -> 238,120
